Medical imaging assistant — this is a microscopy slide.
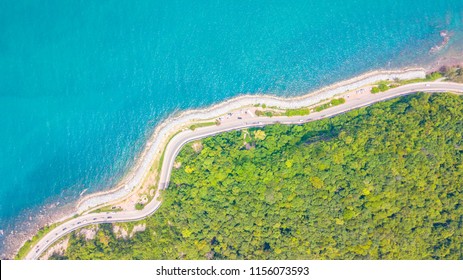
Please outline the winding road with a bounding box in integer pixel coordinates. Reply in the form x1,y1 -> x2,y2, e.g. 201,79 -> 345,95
25,81 -> 463,259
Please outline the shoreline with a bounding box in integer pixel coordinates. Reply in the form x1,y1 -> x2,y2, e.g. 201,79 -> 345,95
3,65 -> 458,259
3,67 -> 428,259
25,80 -> 463,260
75,67 -> 427,212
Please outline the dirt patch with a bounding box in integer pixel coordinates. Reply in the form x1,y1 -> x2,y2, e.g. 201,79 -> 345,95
78,226 -> 97,240
108,167 -> 159,211
130,223 -> 146,238
40,236 -> 69,260
192,141 -> 203,153
113,225 -> 129,239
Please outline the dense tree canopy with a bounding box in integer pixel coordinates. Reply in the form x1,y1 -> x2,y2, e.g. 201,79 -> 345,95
60,93 -> 463,260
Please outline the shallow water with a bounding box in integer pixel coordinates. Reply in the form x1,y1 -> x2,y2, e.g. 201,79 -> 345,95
0,0 -> 462,254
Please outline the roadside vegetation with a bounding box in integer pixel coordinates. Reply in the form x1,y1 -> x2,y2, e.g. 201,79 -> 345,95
440,65 -> 463,83
371,67 -> 462,94
255,99 -> 344,117
56,92 -> 463,260
284,108 -> 311,117
371,71 -> 444,93
255,109 -> 276,117
255,107 -> 311,117
91,205 -> 123,214
15,224 -> 59,259
189,121 -> 218,131
314,98 -> 346,112
135,203 -> 145,210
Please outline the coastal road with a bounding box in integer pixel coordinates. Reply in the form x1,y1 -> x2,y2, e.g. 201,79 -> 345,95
25,81 -> 463,260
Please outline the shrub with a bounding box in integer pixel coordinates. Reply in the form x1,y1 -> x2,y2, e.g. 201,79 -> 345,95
371,87 -> 380,94
378,83 -> 389,92
331,98 -> 345,106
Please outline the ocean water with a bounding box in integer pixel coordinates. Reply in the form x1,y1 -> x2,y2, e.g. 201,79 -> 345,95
0,0 -> 462,253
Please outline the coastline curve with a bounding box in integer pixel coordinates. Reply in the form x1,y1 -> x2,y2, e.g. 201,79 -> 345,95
24,80 -> 463,259
76,68 -> 426,212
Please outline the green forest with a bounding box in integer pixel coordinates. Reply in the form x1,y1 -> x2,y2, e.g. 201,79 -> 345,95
59,92 -> 463,260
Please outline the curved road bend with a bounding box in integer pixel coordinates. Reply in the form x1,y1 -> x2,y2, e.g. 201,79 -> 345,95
25,82 -> 463,259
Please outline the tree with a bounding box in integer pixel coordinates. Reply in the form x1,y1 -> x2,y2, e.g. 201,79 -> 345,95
254,130 -> 266,140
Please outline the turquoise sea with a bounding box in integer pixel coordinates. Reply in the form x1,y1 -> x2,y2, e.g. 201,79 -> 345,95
0,0 -> 462,254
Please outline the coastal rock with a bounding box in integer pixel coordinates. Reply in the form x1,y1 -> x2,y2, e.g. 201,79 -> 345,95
430,30 -> 452,54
